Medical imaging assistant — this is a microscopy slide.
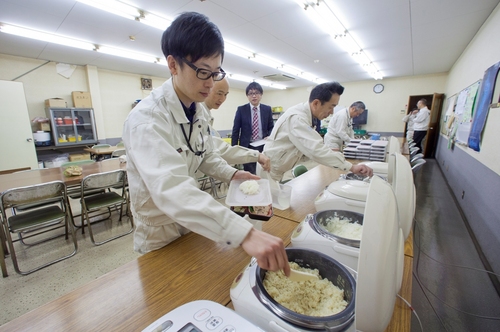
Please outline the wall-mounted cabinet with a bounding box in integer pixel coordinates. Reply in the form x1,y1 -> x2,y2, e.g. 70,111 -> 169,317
46,108 -> 98,146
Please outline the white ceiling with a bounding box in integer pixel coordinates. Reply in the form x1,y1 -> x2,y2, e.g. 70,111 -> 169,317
0,0 -> 498,90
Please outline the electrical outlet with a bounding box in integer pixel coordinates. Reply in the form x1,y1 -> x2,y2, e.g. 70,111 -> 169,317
400,110 -> 405,114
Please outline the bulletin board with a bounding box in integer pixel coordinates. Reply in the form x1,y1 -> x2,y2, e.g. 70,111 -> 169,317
449,80 -> 481,145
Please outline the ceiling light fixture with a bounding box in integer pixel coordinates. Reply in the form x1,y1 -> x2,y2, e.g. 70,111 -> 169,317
228,73 -> 287,90
77,0 -> 325,86
292,0 -> 383,80
0,23 -> 95,51
0,23 -> 162,64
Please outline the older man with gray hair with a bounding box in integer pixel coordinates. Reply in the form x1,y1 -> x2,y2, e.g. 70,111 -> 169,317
324,101 -> 366,151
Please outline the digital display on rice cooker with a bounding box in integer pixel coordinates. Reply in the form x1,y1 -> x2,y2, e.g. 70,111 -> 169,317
177,323 -> 202,332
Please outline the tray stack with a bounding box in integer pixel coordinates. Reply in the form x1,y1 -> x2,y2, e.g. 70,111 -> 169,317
343,139 -> 388,161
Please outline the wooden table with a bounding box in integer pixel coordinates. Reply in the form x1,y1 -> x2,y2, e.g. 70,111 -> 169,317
0,216 -> 298,331
0,159 -> 125,194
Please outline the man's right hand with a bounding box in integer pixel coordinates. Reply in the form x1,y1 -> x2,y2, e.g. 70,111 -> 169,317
258,153 -> 271,172
350,164 -> 373,177
241,228 -> 290,277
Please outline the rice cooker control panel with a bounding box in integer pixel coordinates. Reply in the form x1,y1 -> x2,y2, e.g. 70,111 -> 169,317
142,300 -> 263,332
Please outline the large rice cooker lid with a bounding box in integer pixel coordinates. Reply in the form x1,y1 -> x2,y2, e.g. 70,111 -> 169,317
359,161 -> 388,175
327,180 -> 369,201
355,176 -> 404,331
390,153 -> 415,240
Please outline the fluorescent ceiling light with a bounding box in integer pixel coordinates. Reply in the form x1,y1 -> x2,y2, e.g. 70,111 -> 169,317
292,0 -> 383,80
76,0 -> 138,21
77,0 -> 326,86
227,73 -> 287,90
0,24 -> 95,51
96,46 -> 159,63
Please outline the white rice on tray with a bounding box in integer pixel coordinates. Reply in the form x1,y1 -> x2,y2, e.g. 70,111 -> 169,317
263,262 -> 347,317
324,216 -> 363,240
239,180 -> 260,195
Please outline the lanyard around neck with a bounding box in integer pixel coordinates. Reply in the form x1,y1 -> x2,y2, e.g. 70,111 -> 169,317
180,121 -> 205,157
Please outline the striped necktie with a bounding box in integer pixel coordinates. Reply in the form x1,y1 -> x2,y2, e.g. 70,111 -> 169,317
251,107 -> 259,141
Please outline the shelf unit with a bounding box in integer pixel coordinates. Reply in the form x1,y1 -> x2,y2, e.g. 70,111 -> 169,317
46,108 -> 98,146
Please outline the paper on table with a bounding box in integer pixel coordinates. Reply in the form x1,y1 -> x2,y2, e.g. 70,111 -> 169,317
249,139 -> 266,147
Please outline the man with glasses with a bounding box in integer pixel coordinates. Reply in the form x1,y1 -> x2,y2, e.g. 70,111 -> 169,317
202,78 -> 271,171
231,82 -> 274,174
123,12 -> 290,277
324,101 -> 366,151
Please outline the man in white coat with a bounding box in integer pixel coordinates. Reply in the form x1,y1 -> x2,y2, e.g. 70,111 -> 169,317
202,78 -> 270,171
122,12 -> 290,276
263,82 -> 373,182
324,101 -> 366,151
412,99 -> 431,153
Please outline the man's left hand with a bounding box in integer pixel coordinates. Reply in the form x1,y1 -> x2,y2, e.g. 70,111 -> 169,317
232,170 -> 260,181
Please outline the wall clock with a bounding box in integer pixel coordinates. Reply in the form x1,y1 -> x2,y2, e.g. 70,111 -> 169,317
141,78 -> 152,90
373,83 -> 384,94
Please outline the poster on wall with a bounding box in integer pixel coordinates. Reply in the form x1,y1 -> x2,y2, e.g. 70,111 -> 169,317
451,81 -> 480,145
441,94 -> 457,136
468,61 -> 500,152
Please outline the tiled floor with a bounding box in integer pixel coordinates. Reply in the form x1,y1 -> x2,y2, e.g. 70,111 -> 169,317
411,159 -> 500,331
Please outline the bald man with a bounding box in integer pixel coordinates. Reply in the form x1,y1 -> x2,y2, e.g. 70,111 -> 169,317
202,79 -> 270,171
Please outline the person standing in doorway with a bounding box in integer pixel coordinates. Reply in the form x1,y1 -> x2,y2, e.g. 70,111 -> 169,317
412,99 -> 431,153
402,107 -> 418,140
231,82 -> 274,174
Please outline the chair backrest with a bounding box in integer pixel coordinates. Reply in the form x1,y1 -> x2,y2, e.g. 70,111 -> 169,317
292,165 -> 308,178
411,159 -> 426,173
116,142 -> 125,148
111,148 -> 126,158
82,170 -> 126,192
410,153 -> 424,164
61,160 -> 96,168
1,181 -> 66,210
91,144 -> 111,149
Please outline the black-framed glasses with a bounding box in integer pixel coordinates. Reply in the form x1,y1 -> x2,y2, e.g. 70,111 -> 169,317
247,91 -> 262,96
180,58 -> 226,81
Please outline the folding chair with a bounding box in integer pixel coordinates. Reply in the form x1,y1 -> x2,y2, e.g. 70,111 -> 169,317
291,164 -> 308,178
111,148 -> 126,158
0,180 -> 77,275
80,169 -> 133,245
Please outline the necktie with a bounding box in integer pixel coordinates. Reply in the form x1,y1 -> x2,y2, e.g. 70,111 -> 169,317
251,107 -> 259,141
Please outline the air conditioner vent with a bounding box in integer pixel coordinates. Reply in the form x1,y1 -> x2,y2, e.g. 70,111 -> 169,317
262,73 -> 295,82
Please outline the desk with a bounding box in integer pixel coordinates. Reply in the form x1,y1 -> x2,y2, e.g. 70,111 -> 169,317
0,216 -> 298,331
0,159 -> 125,194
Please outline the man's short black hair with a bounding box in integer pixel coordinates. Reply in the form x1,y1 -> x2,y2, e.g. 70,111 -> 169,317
246,82 -> 264,95
350,101 -> 366,112
309,82 -> 345,104
161,12 -> 224,65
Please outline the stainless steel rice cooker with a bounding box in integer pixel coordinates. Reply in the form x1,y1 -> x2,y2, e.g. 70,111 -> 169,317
315,152 -> 415,240
231,248 -> 356,331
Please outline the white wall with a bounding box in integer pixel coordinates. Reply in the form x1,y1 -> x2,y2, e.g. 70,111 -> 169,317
264,73 -> 448,134
443,3 -> 500,175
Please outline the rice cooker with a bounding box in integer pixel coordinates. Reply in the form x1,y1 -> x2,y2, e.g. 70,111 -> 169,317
142,300 -> 263,332
231,177 -> 403,331
315,152 -> 415,240
33,131 -> 51,146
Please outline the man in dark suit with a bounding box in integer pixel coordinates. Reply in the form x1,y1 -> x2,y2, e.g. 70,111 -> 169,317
231,82 -> 274,174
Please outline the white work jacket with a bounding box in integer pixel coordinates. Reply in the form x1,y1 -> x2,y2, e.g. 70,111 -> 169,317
202,102 -> 259,165
263,102 -> 352,181
412,107 -> 431,131
323,108 -> 354,150
122,79 -> 253,253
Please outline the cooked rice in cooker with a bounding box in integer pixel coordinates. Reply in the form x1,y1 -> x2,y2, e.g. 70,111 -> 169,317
324,216 -> 363,240
239,180 -> 260,195
263,262 -> 347,316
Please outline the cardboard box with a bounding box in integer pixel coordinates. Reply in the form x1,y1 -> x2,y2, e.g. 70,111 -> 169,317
72,91 -> 92,108
69,153 -> 91,161
45,98 -> 67,108
34,122 -> 51,132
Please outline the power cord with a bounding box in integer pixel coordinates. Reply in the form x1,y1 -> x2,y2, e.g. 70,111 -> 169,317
397,294 -> 423,332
